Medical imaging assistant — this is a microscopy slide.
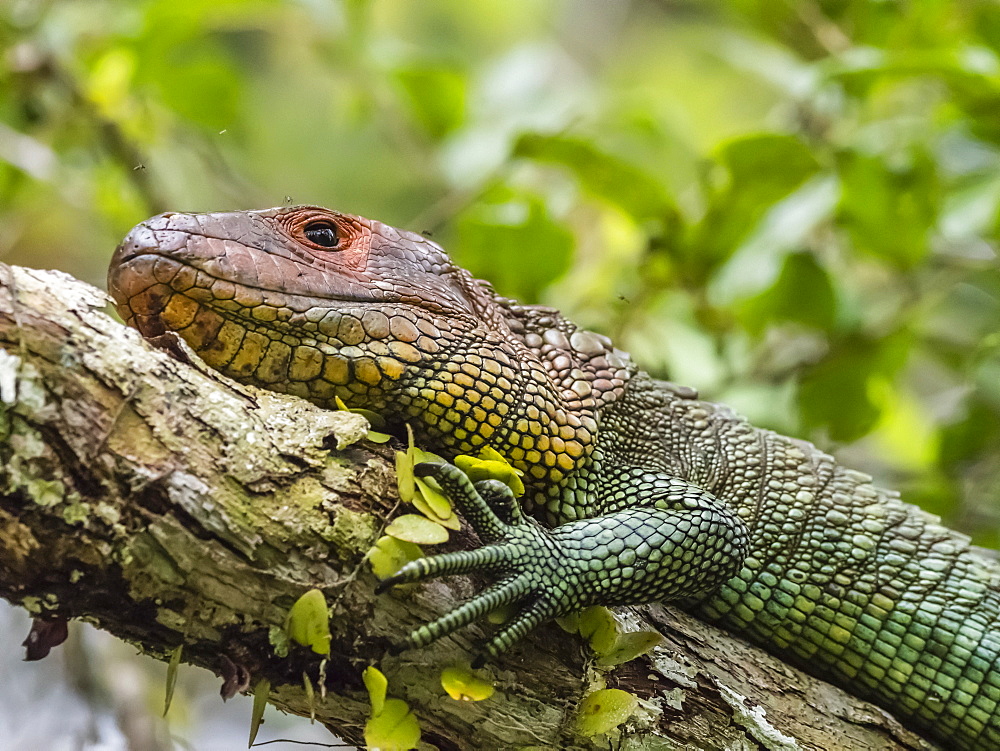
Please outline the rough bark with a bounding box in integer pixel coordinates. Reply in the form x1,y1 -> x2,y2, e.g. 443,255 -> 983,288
0,263 -> 939,751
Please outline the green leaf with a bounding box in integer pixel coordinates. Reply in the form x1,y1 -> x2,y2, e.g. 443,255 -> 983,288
364,697 -> 421,751
687,134 -> 821,278
285,589 -> 331,656
268,625 -> 289,658
394,65 -> 466,139
577,606 -> 618,656
838,148 -> 939,267
575,688 -> 638,737
555,611 -> 582,634
410,445 -> 445,465
385,514 -> 449,544
368,535 -> 424,579
402,440 -> 460,528
797,334 -> 910,442
85,47 -> 137,117
303,671 -> 316,722
826,48 -> 996,95
335,396 -> 387,429
514,133 -> 676,222
163,644 -> 182,717
453,446 -> 525,496
720,134 -> 819,197
395,449 -> 416,504
248,677 -> 270,748
363,665 -> 388,716
739,252 -> 836,335
334,396 -> 389,441
596,630 -> 664,667
456,189 -> 574,303
440,666 -> 495,701
362,666 -> 421,749
413,476 -> 460,529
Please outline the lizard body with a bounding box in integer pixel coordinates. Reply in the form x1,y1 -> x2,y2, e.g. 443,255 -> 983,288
109,205 -> 1000,750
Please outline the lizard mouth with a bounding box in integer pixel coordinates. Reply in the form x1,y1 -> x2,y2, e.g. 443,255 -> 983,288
108,249 -> 419,405
110,250 -> 373,327
107,209 -> 407,346
108,248 -> 412,357
109,218 -> 384,315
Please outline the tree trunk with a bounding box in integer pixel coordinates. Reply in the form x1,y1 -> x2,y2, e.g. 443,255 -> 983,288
0,264 -> 938,750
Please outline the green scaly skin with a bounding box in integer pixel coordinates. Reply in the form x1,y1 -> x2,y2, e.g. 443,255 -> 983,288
109,205 -> 1000,750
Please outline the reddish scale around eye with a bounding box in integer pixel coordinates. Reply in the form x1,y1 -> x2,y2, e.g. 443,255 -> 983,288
278,208 -> 372,271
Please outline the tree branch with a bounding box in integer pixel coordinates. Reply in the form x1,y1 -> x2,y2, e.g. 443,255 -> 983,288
0,264 -> 938,750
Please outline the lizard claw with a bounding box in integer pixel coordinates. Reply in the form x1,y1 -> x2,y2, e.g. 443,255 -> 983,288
381,462 -> 571,657
382,461 -> 748,663
412,462 -> 518,541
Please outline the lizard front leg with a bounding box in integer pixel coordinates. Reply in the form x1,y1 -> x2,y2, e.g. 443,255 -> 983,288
379,463 -> 749,665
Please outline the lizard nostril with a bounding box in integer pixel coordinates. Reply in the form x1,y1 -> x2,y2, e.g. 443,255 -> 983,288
114,225 -> 159,262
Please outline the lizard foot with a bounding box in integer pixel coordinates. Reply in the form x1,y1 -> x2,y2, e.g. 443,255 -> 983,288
379,462 -> 748,664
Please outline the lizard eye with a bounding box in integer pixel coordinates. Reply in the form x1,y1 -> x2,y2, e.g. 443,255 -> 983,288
304,220 -> 340,248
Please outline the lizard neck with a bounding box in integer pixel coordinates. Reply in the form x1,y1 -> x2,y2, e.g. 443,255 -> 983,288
408,292 -> 635,486
382,294 -> 636,487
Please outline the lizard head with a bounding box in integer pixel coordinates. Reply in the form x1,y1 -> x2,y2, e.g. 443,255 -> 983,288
109,204 -> 504,403
109,205 -> 488,332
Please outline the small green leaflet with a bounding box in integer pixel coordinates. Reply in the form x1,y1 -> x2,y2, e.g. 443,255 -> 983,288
454,446 -> 525,496
440,666 -> 494,702
362,665 -> 388,716
364,698 -> 421,750
163,644 -> 182,716
575,688 -> 638,737
363,666 -> 420,750
560,606 -> 662,665
285,589 -> 331,656
394,425 -> 459,528
385,513 -> 449,544
268,624 -> 289,658
413,476 -> 459,527
576,606 -> 618,656
335,396 -> 391,442
248,677 -> 270,747
395,450 -> 416,503
368,535 -> 423,579
596,630 -> 663,667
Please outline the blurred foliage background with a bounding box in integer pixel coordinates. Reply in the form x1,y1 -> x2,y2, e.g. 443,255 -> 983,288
2,0 -> 1000,748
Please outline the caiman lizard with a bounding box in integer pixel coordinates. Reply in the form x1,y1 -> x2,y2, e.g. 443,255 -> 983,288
108,205 -> 1000,750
